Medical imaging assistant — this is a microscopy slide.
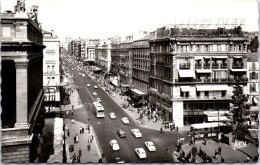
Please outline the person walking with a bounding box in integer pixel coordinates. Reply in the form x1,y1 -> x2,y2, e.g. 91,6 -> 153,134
74,136 -> 76,144
67,129 -> 70,137
87,143 -> 91,152
72,118 -> 75,124
218,146 -> 222,156
214,150 -> 218,159
221,157 -> 224,163
72,153 -> 76,163
76,134 -> 79,143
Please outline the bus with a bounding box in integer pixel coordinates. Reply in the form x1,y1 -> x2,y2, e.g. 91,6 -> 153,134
190,122 -> 228,139
93,102 -> 105,118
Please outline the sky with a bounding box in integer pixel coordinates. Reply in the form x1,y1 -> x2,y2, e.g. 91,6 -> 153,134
1,0 -> 259,41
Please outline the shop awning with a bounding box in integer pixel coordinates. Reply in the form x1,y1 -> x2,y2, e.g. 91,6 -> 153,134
196,85 -> 229,91
180,86 -> 191,92
208,116 -> 231,122
212,56 -> 228,59
230,69 -> 247,72
178,70 -> 195,78
194,56 -> 202,60
131,88 -> 146,96
203,56 -> 211,59
196,69 -> 212,73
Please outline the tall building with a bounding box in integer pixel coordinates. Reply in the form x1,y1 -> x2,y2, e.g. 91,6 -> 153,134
149,23 -> 249,127
95,39 -> 112,73
43,30 -> 61,109
84,38 -> 99,66
1,2 -> 45,163
132,33 -> 155,105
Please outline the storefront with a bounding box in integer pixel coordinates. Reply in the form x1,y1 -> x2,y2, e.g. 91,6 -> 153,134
130,88 -> 147,108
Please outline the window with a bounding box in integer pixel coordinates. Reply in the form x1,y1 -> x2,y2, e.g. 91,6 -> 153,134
52,77 -> 55,79
205,91 -> 209,97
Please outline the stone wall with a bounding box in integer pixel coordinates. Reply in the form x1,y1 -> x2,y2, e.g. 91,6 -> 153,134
2,144 -> 30,163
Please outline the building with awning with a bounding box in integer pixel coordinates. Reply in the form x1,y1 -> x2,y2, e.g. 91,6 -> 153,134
196,85 -> 229,91
178,70 -> 196,78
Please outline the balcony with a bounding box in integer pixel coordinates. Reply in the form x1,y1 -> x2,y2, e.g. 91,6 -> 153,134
232,63 -> 244,69
220,64 -> 227,69
195,64 -> 202,69
203,64 -> 210,69
174,95 -> 232,101
179,63 -> 190,69
46,60 -> 56,64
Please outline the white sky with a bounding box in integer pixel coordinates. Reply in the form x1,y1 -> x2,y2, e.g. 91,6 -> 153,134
1,0 -> 259,41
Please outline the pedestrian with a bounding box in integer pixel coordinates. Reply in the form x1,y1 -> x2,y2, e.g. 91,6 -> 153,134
72,153 -> 76,162
66,110 -> 69,115
76,134 -> 79,143
88,139 -> 90,144
87,144 -> 91,152
78,148 -> 82,157
91,134 -> 94,141
90,138 -> 93,143
79,127 -> 82,134
204,136 -> 207,145
82,127 -> 84,133
160,127 -> 163,133
218,146 -> 222,156
214,150 -> 218,159
221,157 -> 224,163
72,118 -> 75,124
166,147 -> 170,154
175,126 -> 179,131
67,129 -> 70,137
74,136 -> 76,144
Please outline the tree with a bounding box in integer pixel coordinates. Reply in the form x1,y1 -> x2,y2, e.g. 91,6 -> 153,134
231,84 -> 249,124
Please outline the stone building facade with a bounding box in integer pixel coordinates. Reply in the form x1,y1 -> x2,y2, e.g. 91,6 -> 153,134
1,2 -> 45,163
149,25 -> 249,127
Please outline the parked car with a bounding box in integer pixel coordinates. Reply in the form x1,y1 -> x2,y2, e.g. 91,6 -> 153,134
117,129 -> 126,138
135,148 -> 146,159
110,140 -> 120,151
94,85 -> 98,89
121,117 -> 129,124
93,92 -> 97,96
131,129 -> 142,138
144,141 -> 156,152
87,84 -> 91,87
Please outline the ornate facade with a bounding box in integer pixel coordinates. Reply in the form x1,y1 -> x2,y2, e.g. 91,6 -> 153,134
1,1 -> 45,163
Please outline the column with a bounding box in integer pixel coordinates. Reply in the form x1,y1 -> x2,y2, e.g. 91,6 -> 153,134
15,60 -> 29,128
172,101 -> 184,127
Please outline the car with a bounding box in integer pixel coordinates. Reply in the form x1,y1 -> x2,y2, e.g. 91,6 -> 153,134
121,117 -> 129,124
131,129 -> 142,138
144,141 -> 156,152
135,148 -> 146,159
110,140 -> 120,151
117,129 -> 126,138
109,112 -> 116,119
94,85 -> 98,89
96,98 -> 101,102
93,92 -> 97,96
87,84 -> 91,87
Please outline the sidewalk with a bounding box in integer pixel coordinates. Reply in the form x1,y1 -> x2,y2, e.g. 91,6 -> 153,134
173,139 -> 257,163
64,119 -> 103,163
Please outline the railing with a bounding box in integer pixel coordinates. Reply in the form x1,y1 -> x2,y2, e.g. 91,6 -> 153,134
179,63 -> 190,69
175,78 -> 247,83
232,64 -> 244,69
173,95 -> 232,101
195,64 -> 202,69
203,64 -> 210,69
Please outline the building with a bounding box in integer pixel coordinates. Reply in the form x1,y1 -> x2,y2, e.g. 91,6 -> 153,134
149,23 -> 249,127
1,2 -> 45,163
43,30 -> 61,109
131,33 -> 155,106
95,39 -> 112,73
110,36 -> 122,87
247,53 -> 259,121
84,38 -> 99,66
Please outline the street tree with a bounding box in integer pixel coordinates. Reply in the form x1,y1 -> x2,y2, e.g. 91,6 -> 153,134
231,84 -> 249,124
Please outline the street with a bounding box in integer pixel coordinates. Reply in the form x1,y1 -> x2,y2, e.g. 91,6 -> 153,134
67,65 -> 189,163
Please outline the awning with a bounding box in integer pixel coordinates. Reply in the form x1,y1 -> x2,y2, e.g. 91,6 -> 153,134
196,85 -> 229,91
212,56 -> 228,59
178,70 -> 195,78
194,56 -> 202,60
196,69 -> 212,73
180,86 -> 191,92
203,56 -> 211,59
131,88 -> 146,96
233,56 -> 243,58
208,116 -> 231,122
230,69 -> 247,72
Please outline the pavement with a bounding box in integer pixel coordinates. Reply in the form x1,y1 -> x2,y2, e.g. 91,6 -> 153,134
64,119 -> 103,163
